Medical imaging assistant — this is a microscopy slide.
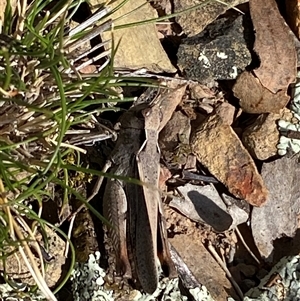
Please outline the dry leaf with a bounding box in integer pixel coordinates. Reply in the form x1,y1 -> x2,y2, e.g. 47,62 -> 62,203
242,109 -> 293,160
250,0 -> 296,93
79,64 -> 97,74
233,71 -> 290,114
101,0 -> 175,73
174,0 -> 247,36
189,82 -> 215,100
158,82 -> 187,131
191,105 -> 268,207
251,154 -> 300,259
233,0 -> 296,113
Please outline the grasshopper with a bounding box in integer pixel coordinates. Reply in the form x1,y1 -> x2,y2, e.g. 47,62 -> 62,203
103,84 -> 187,293
133,95 -> 177,293
102,103 -> 145,280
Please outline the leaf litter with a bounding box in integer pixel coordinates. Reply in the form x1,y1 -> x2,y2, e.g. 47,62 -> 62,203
3,0 -> 300,300
233,0 -> 297,113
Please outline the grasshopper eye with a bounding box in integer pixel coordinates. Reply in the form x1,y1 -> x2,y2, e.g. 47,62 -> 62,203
135,107 -> 152,119
142,108 -> 152,118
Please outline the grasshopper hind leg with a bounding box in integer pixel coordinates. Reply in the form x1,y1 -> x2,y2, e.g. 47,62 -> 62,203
103,178 -> 132,278
157,210 -> 177,279
127,183 -> 159,294
135,207 -> 158,294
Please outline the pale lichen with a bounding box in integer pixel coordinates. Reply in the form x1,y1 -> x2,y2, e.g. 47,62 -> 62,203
0,282 -> 46,301
70,251 -> 114,301
70,251 -> 215,301
277,74 -> 300,155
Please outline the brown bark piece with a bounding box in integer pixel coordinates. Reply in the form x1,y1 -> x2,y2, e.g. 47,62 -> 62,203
233,71 -> 289,114
191,107 -> 268,207
249,0 -> 296,93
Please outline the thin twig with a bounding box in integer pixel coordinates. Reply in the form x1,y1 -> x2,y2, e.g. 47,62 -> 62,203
235,227 -> 261,265
69,160 -> 112,218
65,213 -> 76,257
207,242 -> 243,300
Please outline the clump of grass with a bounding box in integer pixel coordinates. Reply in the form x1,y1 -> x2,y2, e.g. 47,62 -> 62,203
0,0 -> 145,299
